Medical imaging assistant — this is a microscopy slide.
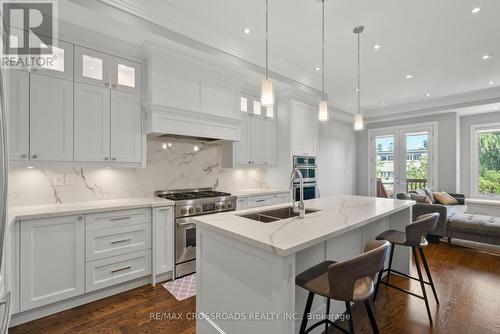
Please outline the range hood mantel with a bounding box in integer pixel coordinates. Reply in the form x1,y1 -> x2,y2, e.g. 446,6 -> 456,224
144,103 -> 241,142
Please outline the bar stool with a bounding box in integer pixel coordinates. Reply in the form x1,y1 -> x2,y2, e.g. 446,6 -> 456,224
373,213 -> 440,325
296,240 -> 390,334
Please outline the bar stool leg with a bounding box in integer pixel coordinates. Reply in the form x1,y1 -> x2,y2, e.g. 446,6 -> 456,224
418,247 -> 439,304
325,298 -> 330,334
373,243 -> 394,302
412,247 -> 433,325
345,301 -> 355,334
364,300 -> 379,334
300,292 -> 314,334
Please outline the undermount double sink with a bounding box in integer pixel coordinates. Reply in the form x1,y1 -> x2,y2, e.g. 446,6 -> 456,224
238,206 -> 320,223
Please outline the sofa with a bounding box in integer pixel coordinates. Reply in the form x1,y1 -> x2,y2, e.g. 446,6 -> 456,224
396,191 -> 467,237
397,190 -> 500,246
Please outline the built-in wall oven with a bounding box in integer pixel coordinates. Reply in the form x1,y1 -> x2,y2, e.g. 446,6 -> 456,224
156,188 -> 236,279
293,156 -> 318,200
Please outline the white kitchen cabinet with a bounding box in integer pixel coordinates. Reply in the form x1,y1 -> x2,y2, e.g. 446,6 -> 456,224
222,115 -> 277,168
110,90 -> 142,163
75,46 -> 111,88
74,83 -> 111,162
265,120 -> 277,165
154,207 -> 174,275
32,39 -> 73,81
7,70 -> 29,161
291,101 -> 318,157
250,118 -> 267,165
201,79 -> 240,119
236,192 -> 290,210
236,198 -> 248,210
29,73 -> 74,161
20,215 -> 85,311
234,117 -> 251,165
110,56 -> 142,95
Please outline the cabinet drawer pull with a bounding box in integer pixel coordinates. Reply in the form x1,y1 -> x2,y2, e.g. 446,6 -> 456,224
110,216 -> 131,222
112,157 -> 117,161
111,266 -> 131,274
255,199 -> 266,203
31,154 -> 37,159
111,84 -> 117,88
20,154 -> 27,159
104,82 -> 110,87
111,238 -> 132,245
104,157 -> 109,161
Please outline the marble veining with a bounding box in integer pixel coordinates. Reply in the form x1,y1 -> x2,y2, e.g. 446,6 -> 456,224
8,138 -> 267,206
192,195 -> 415,256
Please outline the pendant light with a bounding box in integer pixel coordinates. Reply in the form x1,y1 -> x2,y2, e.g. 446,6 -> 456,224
318,0 -> 328,121
260,0 -> 274,107
353,25 -> 365,131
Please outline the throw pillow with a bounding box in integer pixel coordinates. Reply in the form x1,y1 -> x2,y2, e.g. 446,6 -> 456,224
410,193 -> 432,204
424,188 -> 437,204
433,192 -> 459,205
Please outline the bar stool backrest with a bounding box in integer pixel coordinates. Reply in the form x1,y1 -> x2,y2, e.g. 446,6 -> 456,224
405,213 -> 440,246
327,240 -> 390,301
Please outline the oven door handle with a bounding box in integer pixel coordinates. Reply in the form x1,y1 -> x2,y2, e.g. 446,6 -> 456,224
177,219 -> 196,227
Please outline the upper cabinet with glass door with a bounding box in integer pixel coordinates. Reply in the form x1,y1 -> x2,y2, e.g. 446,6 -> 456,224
31,39 -> 74,81
75,46 -> 141,94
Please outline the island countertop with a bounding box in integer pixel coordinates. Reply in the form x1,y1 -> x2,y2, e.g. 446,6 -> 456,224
192,195 -> 414,256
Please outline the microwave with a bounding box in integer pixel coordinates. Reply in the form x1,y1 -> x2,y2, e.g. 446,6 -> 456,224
293,156 -> 317,183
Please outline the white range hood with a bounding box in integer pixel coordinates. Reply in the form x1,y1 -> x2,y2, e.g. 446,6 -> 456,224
143,45 -> 242,142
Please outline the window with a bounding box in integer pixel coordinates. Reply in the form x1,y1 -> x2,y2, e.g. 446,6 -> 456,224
471,125 -> 500,197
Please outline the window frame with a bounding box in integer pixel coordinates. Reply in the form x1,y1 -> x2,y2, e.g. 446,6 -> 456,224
470,122 -> 500,199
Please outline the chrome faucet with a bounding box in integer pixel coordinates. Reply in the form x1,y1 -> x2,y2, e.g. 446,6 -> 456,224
290,168 -> 305,218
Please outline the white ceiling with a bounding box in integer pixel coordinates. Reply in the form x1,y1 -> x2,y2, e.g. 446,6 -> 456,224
63,0 -> 500,117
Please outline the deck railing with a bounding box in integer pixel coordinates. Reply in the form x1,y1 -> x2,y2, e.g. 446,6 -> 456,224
406,179 -> 428,192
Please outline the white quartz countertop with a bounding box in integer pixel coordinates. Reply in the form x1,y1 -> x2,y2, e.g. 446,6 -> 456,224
222,188 -> 290,198
7,197 -> 175,225
193,195 -> 414,256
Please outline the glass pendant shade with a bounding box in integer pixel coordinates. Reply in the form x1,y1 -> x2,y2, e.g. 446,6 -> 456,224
354,113 -> 364,130
318,100 -> 328,121
260,79 -> 274,107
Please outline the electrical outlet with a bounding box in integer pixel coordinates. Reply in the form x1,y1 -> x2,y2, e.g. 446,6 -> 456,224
53,174 -> 64,186
65,173 -> 75,185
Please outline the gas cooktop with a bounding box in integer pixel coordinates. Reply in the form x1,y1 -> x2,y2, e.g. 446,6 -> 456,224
156,189 -> 231,201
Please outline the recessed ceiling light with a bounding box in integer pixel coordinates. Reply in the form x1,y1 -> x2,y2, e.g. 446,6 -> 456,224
482,54 -> 493,60
381,101 -> 388,105
426,93 -> 431,97
405,74 -> 414,79
472,7 -> 482,14
489,80 -> 496,85
354,88 -> 359,92
243,27 -> 251,35
494,106 -> 499,110
373,44 -> 381,50
27,166 -> 34,169
314,67 -> 321,71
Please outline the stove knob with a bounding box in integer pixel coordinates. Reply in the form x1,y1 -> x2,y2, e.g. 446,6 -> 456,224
196,207 -> 201,213
181,208 -> 187,215
216,204 -> 221,210
221,204 -> 227,210
188,208 -> 194,214
227,202 -> 232,208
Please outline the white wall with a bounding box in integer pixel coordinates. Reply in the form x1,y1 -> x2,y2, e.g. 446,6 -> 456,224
317,120 -> 357,196
356,112 -> 459,196
8,138 -> 267,206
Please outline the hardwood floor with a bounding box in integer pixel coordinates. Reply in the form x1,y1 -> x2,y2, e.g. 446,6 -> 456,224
10,242 -> 500,334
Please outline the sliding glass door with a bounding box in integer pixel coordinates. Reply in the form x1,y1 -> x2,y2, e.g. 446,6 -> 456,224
370,125 -> 436,198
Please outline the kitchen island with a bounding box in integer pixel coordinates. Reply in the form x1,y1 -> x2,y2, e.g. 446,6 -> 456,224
193,195 -> 414,334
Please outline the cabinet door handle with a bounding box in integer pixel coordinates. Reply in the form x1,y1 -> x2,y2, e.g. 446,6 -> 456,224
20,154 -> 27,159
77,216 -> 83,221
110,216 -> 131,222
255,199 -> 266,203
111,84 -> 117,88
104,157 -> 109,161
31,154 -> 37,159
111,266 -> 131,274
104,82 -> 110,87
111,238 -> 131,245
112,157 -> 117,161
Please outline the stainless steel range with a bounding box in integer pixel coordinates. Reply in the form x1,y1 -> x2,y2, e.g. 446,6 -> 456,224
155,188 -> 236,278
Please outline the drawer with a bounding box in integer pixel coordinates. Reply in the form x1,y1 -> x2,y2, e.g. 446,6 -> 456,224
86,250 -> 151,292
274,193 -> 290,204
246,195 -> 274,208
86,223 -> 151,261
86,208 -> 151,231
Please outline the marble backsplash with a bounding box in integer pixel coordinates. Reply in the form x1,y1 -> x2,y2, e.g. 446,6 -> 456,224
8,138 -> 267,206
